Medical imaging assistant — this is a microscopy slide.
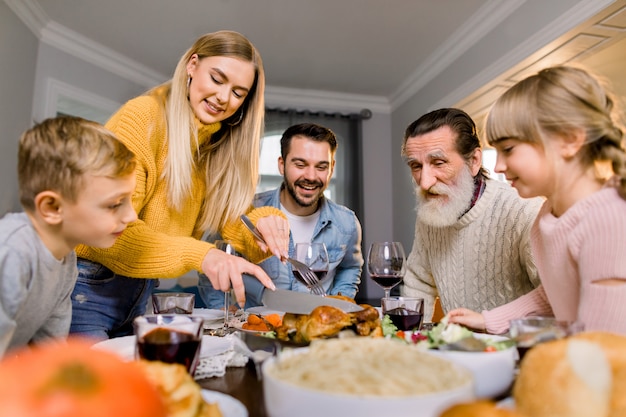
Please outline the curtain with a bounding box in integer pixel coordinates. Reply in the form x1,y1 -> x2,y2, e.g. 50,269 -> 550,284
263,108 -> 368,224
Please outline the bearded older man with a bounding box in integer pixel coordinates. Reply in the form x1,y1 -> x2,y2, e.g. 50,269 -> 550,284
400,108 -> 542,320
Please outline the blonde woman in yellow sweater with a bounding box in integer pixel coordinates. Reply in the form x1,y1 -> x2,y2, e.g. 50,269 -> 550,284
70,31 -> 287,341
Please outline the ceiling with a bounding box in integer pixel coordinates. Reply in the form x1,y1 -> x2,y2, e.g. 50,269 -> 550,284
458,0 -> 626,127
8,0 -> 490,111
6,0 -> 626,118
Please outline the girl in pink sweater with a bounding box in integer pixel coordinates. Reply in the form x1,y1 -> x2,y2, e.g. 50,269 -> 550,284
448,65 -> 626,335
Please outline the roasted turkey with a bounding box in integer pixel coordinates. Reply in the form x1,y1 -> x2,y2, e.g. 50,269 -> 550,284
275,297 -> 382,343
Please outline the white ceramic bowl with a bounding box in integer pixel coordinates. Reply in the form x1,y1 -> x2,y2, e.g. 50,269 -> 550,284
262,341 -> 474,417
427,333 -> 517,399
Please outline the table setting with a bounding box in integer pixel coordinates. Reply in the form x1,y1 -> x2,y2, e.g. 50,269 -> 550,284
84,282 -> 624,417
92,331 -> 250,379
111,239 -> 505,417
72,239 -> 624,417
91,312 -> 259,417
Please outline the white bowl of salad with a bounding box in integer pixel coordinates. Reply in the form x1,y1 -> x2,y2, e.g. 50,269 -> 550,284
383,316 -> 517,399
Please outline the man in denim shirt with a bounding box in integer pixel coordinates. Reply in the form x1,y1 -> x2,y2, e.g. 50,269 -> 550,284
199,123 -> 363,308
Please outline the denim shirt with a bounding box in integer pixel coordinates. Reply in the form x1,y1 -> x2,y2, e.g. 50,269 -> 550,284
255,187 -> 363,296
198,187 -> 363,308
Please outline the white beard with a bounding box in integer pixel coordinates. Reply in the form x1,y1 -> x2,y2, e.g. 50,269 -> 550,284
415,165 -> 476,227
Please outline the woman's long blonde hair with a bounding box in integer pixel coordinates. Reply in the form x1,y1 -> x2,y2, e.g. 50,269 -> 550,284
485,65 -> 626,198
147,30 -> 265,233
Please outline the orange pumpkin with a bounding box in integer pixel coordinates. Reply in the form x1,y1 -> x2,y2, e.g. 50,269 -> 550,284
0,337 -> 166,417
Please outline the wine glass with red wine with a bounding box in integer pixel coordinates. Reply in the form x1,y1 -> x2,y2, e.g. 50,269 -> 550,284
367,241 -> 406,301
294,242 -> 329,291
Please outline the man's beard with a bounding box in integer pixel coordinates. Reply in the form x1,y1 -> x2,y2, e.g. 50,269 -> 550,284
415,165 -> 476,227
285,179 -> 324,208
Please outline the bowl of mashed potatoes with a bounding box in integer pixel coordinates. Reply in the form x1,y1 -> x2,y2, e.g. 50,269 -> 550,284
262,337 -> 474,417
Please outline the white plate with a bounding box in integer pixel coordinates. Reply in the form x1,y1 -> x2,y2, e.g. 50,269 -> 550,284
231,321 -> 268,334
194,308 -> 225,322
92,335 -> 232,362
92,335 -> 136,361
202,390 -> 248,417
246,306 -> 284,316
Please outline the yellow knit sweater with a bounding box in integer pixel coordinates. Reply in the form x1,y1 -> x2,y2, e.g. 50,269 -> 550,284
76,93 -> 282,278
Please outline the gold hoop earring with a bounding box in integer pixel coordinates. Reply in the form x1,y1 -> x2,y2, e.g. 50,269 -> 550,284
187,75 -> 191,89
227,110 -> 243,126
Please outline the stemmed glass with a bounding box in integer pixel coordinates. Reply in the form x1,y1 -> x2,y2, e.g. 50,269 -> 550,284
214,240 -> 239,330
294,242 -> 329,292
367,241 -> 406,301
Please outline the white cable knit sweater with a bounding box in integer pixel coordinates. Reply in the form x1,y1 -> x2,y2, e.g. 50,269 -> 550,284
401,179 -> 543,319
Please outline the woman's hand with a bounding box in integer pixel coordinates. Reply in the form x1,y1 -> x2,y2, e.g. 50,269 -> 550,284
254,215 -> 290,259
447,308 -> 486,331
201,248 -> 276,307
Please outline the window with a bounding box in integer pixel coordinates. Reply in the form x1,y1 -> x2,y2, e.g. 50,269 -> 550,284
259,109 -> 365,221
258,134 -> 334,200
45,78 -> 119,123
482,148 -> 507,182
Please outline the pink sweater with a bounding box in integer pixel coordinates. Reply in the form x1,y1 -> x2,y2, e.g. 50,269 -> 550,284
483,187 -> 626,334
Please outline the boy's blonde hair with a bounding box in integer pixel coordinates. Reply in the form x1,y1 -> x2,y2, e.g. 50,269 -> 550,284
18,115 -> 136,211
147,30 -> 265,233
485,65 -> 626,198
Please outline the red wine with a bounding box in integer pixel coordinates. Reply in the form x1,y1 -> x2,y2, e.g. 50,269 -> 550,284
371,274 -> 402,289
137,328 -> 200,373
516,342 -> 541,362
516,346 -> 532,362
293,270 -> 328,285
313,270 -> 327,281
387,307 -> 423,331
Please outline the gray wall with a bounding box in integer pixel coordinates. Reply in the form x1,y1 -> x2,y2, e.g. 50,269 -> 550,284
0,2 -> 38,213
391,0 -> 592,252
32,43 -> 147,122
360,111 -> 393,299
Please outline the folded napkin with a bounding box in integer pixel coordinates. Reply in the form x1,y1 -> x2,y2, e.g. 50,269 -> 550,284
193,334 -> 252,380
92,334 -> 252,380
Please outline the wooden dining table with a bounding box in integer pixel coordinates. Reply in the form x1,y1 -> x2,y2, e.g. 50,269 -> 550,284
198,359 -> 267,417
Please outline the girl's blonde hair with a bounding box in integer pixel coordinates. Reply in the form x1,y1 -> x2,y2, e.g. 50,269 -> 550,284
485,65 -> 626,198
147,30 -> 265,233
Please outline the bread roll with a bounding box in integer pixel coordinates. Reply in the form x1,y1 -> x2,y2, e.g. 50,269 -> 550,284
439,400 -> 521,416
138,361 -> 222,417
513,338 -> 612,417
572,332 -> 626,417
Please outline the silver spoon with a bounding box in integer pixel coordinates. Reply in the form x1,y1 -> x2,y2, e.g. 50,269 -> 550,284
438,336 -> 487,352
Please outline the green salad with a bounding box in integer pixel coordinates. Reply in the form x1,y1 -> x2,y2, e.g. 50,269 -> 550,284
382,315 -> 513,352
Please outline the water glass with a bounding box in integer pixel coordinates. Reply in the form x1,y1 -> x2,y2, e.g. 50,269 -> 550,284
214,240 -> 240,322
151,292 -> 195,314
509,316 -> 584,361
294,242 -> 329,285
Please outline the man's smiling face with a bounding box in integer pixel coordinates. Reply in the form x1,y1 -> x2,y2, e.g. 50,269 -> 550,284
279,135 -> 335,215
